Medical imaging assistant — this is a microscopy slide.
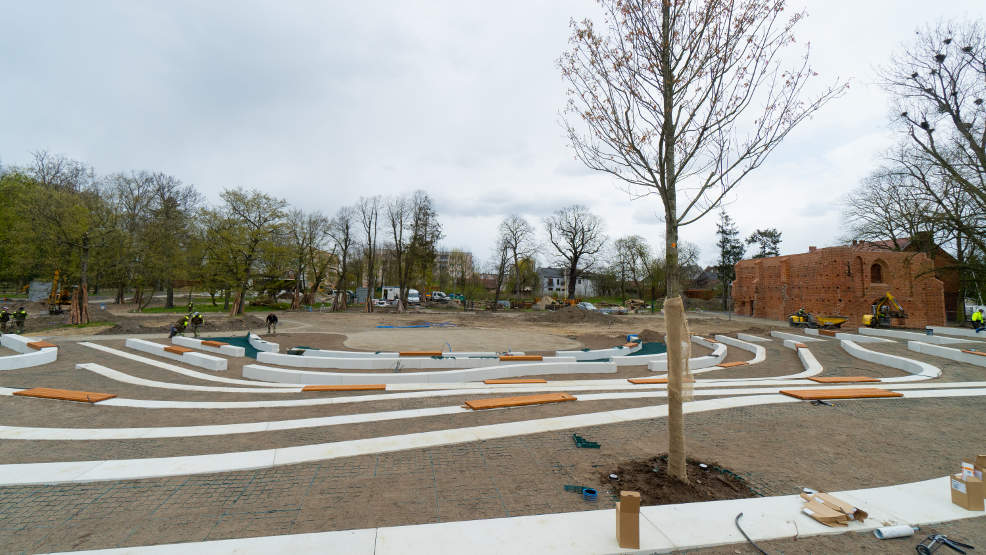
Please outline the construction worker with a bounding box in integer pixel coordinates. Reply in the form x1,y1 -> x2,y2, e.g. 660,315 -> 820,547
14,307 -> 27,334
190,312 -> 204,338
0,307 -> 9,335
973,309 -> 985,333
265,312 -> 278,335
175,315 -> 189,337
186,301 -> 194,313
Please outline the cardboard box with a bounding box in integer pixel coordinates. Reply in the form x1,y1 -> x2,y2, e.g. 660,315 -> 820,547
615,501 -> 640,549
620,491 -> 641,512
951,473 -> 985,511
799,492 -> 868,522
801,500 -> 849,527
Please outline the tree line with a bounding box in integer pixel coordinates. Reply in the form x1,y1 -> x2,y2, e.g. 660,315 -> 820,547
0,152 -> 449,323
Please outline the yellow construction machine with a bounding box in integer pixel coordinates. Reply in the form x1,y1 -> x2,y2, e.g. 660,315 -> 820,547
788,309 -> 848,329
862,292 -> 907,327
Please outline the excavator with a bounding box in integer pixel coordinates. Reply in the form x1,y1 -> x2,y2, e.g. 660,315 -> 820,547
862,292 -> 907,328
46,270 -> 72,315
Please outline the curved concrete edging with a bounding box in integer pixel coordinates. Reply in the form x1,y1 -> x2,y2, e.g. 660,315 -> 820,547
840,340 -> 941,381
80,342 -> 301,388
172,336 -> 245,357
299,350 -> 522,359
833,332 -> 893,343
736,333 -> 771,343
126,338 -> 227,371
6,390 -> 986,486
0,334 -> 58,370
257,352 -> 576,370
243,361 -> 616,385
927,326 -> 984,339
556,343 -> 642,360
249,333 -> 279,353
770,330 -> 824,342
858,327 -> 973,345
714,335 -> 766,364
78,363 -> 303,393
646,337 -> 726,372
909,340 -> 986,367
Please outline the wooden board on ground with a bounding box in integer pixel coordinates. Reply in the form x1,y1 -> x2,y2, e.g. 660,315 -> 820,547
399,351 -> 442,357
13,387 -> 117,403
717,361 -> 748,368
499,355 -> 543,361
302,384 -> 386,391
627,378 -> 668,384
483,378 -> 547,384
164,345 -> 194,355
808,376 -> 880,383
26,341 -> 56,350
962,350 -> 986,357
464,393 -> 576,410
779,388 -> 902,400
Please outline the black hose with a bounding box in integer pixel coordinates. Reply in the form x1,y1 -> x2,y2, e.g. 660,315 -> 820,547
734,512 -> 768,555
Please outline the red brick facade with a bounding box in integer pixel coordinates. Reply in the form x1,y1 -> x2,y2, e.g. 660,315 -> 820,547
732,246 -> 946,328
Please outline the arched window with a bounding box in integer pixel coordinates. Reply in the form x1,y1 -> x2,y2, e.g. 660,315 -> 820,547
870,263 -> 883,283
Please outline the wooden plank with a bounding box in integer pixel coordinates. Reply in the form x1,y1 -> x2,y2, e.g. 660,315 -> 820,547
794,343 -> 808,349
779,388 -> 902,400
399,351 -> 443,357
301,384 -> 386,391
717,361 -> 748,368
961,350 -> 986,357
464,393 -> 576,410
808,376 -> 880,383
483,378 -> 547,384
819,329 -> 837,337
164,345 -> 194,355
13,387 -> 116,403
26,341 -> 56,350
703,338 -> 719,343
201,340 -> 228,347
499,355 -> 543,361
627,378 -> 667,384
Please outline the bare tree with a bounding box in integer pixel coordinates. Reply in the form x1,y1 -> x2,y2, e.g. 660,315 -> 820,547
544,205 -> 606,299
498,215 -> 537,296
387,191 -> 443,312
490,239 -> 511,312
358,196 -> 381,312
561,0 -> 845,296
328,206 -> 356,311
286,209 -> 330,309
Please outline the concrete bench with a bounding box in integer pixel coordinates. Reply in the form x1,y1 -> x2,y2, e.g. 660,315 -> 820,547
125,338 -> 227,371
172,336 -> 246,357
0,335 -> 58,370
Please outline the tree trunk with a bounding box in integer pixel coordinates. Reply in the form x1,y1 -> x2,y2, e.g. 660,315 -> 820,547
233,285 -> 247,315
223,289 -> 230,310
72,235 -> 92,325
165,284 -> 174,308
567,261 -> 579,300
209,290 -> 217,306
664,295 -> 691,484
115,284 -> 125,305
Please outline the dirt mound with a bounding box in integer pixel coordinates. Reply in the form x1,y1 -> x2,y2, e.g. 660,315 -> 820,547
101,314 -> 265,335
529,306 -> 619,325
597,455 -> 757,506
638,328 -> 664,342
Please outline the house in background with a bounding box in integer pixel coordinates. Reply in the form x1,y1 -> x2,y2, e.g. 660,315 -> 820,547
537,267 -> 597,298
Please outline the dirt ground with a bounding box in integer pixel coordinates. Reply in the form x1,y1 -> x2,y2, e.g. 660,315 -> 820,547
1,307 -> 984,553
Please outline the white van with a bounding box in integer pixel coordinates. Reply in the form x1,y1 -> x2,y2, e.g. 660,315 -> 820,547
408,289 -> 420,305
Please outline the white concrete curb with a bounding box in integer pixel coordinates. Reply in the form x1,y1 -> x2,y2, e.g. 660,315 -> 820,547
909,341 -> 986,368
927,326 -> 984,339
0,334 -> 57,370
647,337 -> 726,372
249,333 -> 279,353
172,336 -> 245,357
714,335 -> 766,364
840,340 -> 941,381
243,361 -> 616,385
859,327 -> 974,345
556,343 -> 642,360
125,338 -> 227,371
736,333 -> 771,343
770,330 -> 824,342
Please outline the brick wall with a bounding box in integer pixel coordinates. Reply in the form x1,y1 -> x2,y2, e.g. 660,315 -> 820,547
732,246 -> 946,328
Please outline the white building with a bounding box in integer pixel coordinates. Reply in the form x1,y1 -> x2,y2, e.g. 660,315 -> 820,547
537,268 -> 597,297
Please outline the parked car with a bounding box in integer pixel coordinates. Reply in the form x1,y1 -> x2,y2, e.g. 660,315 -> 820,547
373,298 -> 393,308
576,301 -> 597,311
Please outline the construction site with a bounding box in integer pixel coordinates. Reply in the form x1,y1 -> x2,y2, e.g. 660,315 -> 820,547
0,290 -> 984,554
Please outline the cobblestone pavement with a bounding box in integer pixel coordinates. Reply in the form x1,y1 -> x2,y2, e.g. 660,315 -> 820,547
2,324 -> 985,553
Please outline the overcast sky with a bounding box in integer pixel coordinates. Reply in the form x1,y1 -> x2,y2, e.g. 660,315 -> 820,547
2,1 -> 985,270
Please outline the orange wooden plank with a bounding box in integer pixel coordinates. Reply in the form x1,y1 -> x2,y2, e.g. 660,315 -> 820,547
794,343 -> 808,349
399,351 -> 443,357
703,338 -> 719,343
499,355 -> 543,361
808,376 -> 880,383
624,342 -> 639,348
464,393 -> 576,410
13,387 -> 116,403
302,384 -> 386,391
201,340 -> 228,347
483,378 -> 547,384
819,329 -> 837,337
717,361 -> 748,368
164,345 -> 194,355
627,378 -> 667,384
779,388 -> 902,400
26,341 -> 56,350
962,350 -> 986,357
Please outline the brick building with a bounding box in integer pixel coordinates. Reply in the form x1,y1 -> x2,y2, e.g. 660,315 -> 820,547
732,246 -> 946,328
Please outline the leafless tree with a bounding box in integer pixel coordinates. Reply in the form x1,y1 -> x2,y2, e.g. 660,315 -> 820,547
544,205 -> 606,299
286,210 -> 330,309
358,196 -> 382,312
328,206 -> 356,311
561,0 -> 845,296
498,215 -> 537,296
387,191 -> 443,312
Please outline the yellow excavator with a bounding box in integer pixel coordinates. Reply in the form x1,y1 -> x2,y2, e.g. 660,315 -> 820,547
862,292 -> 907,327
